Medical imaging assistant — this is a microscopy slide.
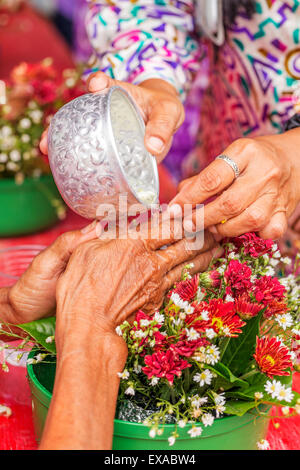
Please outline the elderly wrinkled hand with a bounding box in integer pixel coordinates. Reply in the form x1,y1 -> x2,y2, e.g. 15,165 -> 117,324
55,231 -> 221,346
5,223 -> 98,325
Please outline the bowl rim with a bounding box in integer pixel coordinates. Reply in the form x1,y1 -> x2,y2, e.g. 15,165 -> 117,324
107,86 -> 160,208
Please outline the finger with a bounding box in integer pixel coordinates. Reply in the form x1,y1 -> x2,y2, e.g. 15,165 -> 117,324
156,232 -> 216,271
258,211 -> 288,240
31,224 -> 101,277
185,174 -> 274,231
210,194 -> 276,238
164,245 -> 224,290
145,99 -> 184,158
39,128 -> 49,155
168,156 -> 248,213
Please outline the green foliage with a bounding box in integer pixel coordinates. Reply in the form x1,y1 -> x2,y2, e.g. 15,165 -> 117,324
17,317 -> 56,354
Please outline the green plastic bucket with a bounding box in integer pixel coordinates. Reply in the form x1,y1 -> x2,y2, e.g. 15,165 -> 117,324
0,175 -> 63,237
27,350 -> 269,450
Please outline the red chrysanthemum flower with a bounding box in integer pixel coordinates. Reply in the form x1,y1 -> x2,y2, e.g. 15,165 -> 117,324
168,274 -> 199,302
185,302 -> 211,332
170,335 -> 208,358
231,233 -> 274,258
254,336 -> 293,378
32,79 -> 57,105
234,297 -> 264,320
224,260 -> 252,295
199,270 -> 221,288
207,299 -> 246,337
254,276 -> 286,305
142,350 -> 191,384
264,299 -> 289,319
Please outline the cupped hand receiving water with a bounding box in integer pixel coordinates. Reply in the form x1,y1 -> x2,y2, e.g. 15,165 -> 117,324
55,230 -> 222,347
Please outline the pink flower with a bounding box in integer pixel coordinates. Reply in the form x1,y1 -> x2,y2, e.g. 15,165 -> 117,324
142,350 -> 191,384
231,233 -> 274,258
254,276 -> 286,305
32,79 -> 57,105
170,336 -> 208,358
224,260 -> 252,296
199,270 -> 221,288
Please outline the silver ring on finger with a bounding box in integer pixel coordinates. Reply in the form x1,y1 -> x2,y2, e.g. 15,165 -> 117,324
216,154 -> 240,179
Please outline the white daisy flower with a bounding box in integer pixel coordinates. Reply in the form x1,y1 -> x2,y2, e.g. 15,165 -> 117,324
45,336 -> 54,344
275,313 -> 293,331
150,377 -> 160,386
140,319 -> 150,327
185,304 -> 195,315
154,312 -> 164,324
281,257 -> 291,265
202,413 -> 214,427
117,369 -> 130,380
225,294 -> 235,303
168,436 -> 176,446
264,379 -> 281,399
190,395 -> 208,408
214,392 -> 226,405
257,439 -> 270,450
188,426 -> 203,438
186,327 -> 200,341
276,384 -> 294,403
200,310 -> 210,321
149,429 -> 156,438
215,404 -> 226,418
178,419 -> 187,428
254,392 -> 263,400
19,118 -> 31,129
205,345 -> 220,365
205,328 -> 217,339
125,386 -> 135,396
193,369 -> 213,387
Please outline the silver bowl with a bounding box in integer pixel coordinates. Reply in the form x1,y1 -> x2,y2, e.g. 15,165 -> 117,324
48,87 -> 159,219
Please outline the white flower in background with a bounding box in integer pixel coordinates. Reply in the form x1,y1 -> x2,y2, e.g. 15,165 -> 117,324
35,353 -> 46,363
115,326 -> 122,336
178,419 -> 187,428
21,134 -> 30,143
133,364 -> 142,374
6,161 -> 18,171
254,392 -> 263,400
29,109 -> 43,123
269,258 -> 280,267
150,377 -> 160,386
193,369 -> 213,387
214,392 -> 226,405
0,405 -> 12,418
265,379 -> 281,399
200,310 -> 210,321
1,126 -> 12,137
190,395 -> 208,408
262,254 -> 269,263
275,313 -> 293,330
265,266 -> 275,276
202,413 -> 214,427
185,304 -> 195,315
134,330 -> 147,339
281,406 -> 290,416
19,118 -> 31,129
281,257 -> 291,265
149,429 -> 156,438
257,439 -> 270,450
205,328 -> 217,339
117,369 -> 130,380
186,327 -> 200,341
217,264 -> 226,275
170,293 -> 186,309
125,386 -> 135,396
228,252 -> 237,260
154,312 -> 164,324
276,384 -> 294,403
215,404 -> 226,418
188,426 -> 203,438
45,336 -> 54,344
140,319 -> 150,327
0,153 -> 7,162
225,294 -> 234,303
168,436 -> 176,446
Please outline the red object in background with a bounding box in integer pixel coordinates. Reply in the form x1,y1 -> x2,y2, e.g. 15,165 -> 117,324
0,3 -> 74,79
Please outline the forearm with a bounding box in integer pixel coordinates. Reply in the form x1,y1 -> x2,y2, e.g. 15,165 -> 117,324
39,324 -> 127,450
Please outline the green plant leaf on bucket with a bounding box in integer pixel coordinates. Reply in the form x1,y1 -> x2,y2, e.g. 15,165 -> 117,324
224,400 -> 258,416
207,362 -> 248,391
221,311 -> 263,376
17,317 -> 56,354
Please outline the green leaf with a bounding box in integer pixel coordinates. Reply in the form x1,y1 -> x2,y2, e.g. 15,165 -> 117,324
224,400 -> 258,416
221,311 -> 263,376
17,317 -> 56,354
207,362 -> 248,390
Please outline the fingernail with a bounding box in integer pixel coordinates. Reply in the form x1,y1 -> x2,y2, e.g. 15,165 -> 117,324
147,136 -> 164,153
81,220 -> 97,234
89,76 -> 106,91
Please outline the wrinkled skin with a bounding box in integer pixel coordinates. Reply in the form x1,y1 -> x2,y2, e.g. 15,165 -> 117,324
3,222 -> 98,325
55,231 -> 221,346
